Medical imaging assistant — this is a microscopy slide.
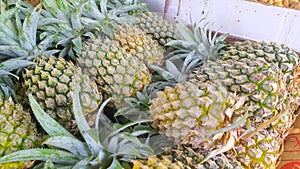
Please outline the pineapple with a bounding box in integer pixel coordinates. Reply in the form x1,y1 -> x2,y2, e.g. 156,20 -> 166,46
192,40 -> 300,168
251,0 -> 300,9
107,0 -> 178,51
39,0 -> 157,107
133,145 -> 243,169
40,0 -> 164,67
113,24 -> 165,67
23,56 -> 102,131
79,38 -> 151,108
82,0 -> 165,67
132,155 -> 185,169
0,87 -> 154,168
134,11 -> 177,51
148,18 -> 300,168
150,80 -> 247,148
0,59 -> 39,169
0,97 -> 38,169
192,57 -> 295,168
0,5 -> 101,131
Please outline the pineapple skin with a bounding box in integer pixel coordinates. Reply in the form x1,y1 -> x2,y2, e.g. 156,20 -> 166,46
150,40 -> 300,168
150,81 -> 237,148
134,11 -> 177,51
132,155 -> 185,169
23,56 -> 102,131
132,145 -> 243,169
114,24 -> 165,67
193,41 -> 300,168
78,38 -> 151,108
0,97 -> 38,168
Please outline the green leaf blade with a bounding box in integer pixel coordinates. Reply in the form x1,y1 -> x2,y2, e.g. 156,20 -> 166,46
0,149 -> 79,165
29,94 -> 75,138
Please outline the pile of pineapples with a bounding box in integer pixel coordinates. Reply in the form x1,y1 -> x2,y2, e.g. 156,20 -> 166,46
0,0 -> 299,168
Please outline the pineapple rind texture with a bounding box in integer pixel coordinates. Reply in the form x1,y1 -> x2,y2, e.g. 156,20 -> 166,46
193,41 -> 300,168
150,40 -> 300,168
0,97 -> 37,168
150,80 -> 244,149
114,24 -> 165,67
79,38 -> 151,108
132,155 -> 185,169
133,145 -> 244,169
23,56 -> 102,131
134,11 -> 177,51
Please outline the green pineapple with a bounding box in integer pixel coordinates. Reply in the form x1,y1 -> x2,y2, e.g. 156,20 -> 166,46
0,87 -> 155,168
38,0 -> 157,107
150,80 -> 241,147
148,18 -> 300,168
0,97 -> 37,169
192,40 -> 300,168
113,23 -> 165,67
192,41 -> 300,168
132,155 -> 185,169
134,11 -> 177,51
23,56 -> 102,131
0,59 -> 39,169
79,38 -> 151,108
221,40 -> 298,92
107,0 -> 178,51
40,0 -> 164,67
191,57 -> 292,168
166,145 -> 242,169
0,5 -> 101,131
81,0 -> 165,67
133,145 -> 243,169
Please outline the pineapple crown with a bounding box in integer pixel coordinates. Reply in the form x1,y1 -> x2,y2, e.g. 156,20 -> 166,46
81,0 -> 147,36
167,19 -> 228,69
0,3 -> 58,61
115,86 -> 153,121
38,0 -> 147,60
149,19 -> 229,89
0,86 -> 157,168
38,0 -> 92,60
106,0 -> 149,13
150,58 -> 193,89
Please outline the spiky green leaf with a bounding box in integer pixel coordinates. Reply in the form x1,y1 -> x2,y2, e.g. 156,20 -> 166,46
44,136 -> 90,158
107,158 -> 123,169
29,94 -> 75,138
0,149 -> 79,165
0,59 -> 34,72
